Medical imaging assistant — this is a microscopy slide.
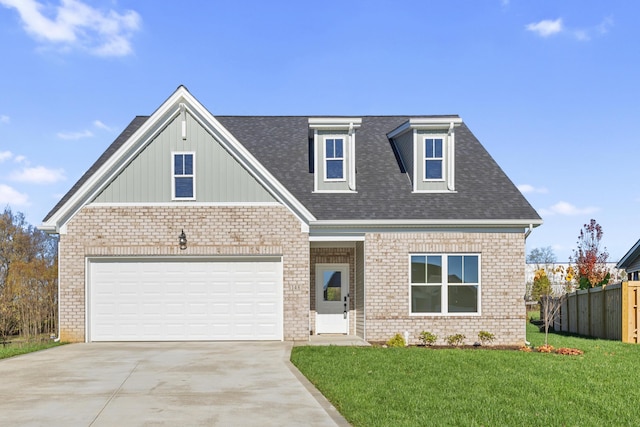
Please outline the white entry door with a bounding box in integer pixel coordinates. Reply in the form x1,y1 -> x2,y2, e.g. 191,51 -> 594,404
315,264 -> 349,334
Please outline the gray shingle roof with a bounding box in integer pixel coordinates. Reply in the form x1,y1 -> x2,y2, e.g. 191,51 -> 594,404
44,114 -> 541,223
216,116 -> 540,221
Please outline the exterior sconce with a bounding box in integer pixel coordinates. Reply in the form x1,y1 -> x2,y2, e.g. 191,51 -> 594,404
179,229 -> 187,250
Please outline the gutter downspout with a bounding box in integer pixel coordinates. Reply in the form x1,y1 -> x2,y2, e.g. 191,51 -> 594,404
523,224 -> 533,346
524,224 -> 533,239
53,237 -> 61,342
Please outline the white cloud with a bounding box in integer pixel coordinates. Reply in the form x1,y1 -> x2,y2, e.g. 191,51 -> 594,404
10,166 -> 66,184
57,129 -> 93,140
539,201 -> 599,216
518,184 -> 548,194
13,155 -> 26,164
0,151 -> 12,162
93,119 -> 112,131
0,0 -> 141,57
0,184 -> 29,206
0,115 -> 9,124
526,18 -> 563,37
526,16 -> 614,41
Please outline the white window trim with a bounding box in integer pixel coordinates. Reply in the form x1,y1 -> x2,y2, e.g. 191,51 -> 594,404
324,137 -> 346,182
171,151 -> 196,200
423,136 -> 446,182
409,253 -> 481,316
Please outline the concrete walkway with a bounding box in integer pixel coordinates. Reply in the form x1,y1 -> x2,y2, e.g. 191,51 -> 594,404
0,342 -> 350,427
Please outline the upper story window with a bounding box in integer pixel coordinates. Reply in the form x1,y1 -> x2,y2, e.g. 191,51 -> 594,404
325,138 -> 345,180
173,152 -> 195,199
424,137 -> 444,180
387,117 -> 462,193
308,118 -> 361,193
410,254 -> 480,315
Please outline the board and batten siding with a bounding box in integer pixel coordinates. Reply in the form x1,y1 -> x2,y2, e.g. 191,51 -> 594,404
627,256 -> 640,274
93,112 -> 276,204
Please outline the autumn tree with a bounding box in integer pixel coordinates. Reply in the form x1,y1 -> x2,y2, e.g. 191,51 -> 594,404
0,207 -> 58,342
571,219 -> 610,290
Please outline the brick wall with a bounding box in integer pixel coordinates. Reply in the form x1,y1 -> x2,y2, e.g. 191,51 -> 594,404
59,205 -> 309,342
363,231 -> 526,346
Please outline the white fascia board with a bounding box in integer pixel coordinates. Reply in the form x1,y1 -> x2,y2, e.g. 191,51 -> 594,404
387,117 -> 463,139
41,87 -> 190,233
617,238 -> 640,269
308,118 -> 362,130
41,86 -> 316,233
310,218 -> 544,229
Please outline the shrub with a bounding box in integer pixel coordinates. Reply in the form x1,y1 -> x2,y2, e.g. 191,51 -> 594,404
419,331 -> 437,346
445,334 -> 466,347
386,333 -> 406,348
477,331 -> 495,346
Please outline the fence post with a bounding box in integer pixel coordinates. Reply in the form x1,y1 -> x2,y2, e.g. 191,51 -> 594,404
622,281 -> 628,343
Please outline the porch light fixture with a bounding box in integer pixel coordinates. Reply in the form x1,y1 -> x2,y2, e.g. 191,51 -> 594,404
179,229 -> 187,250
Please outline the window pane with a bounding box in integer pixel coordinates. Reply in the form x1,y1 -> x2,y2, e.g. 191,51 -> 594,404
425,160 -> 442,179
411,256 -> 426,283
464,256 -> 479,283
323,271 -> 342,301
412,285 -> 441,313
326,159 -> 343,179
448,285 -> 478,312
174,154 -> 184,175
425,139 -> 434,158
326,139 -> 334,158
184,154 -> 193,175
427,256 -> 442,283
175,177 -> 193,198
335,139 -> 343,157
434,139 -> 443,157
448,256 -> 463,283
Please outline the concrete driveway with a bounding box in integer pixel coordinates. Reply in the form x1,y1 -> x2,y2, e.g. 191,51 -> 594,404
0,342 -> 349,427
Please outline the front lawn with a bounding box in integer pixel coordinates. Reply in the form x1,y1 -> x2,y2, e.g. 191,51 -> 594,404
291,322 -> 639,426
0,340 -> 63,360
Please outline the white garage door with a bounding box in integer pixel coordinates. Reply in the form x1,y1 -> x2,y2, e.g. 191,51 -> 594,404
88,258 -> 283,342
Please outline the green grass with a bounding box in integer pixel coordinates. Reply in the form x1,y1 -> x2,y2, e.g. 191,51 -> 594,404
291,321 -> 640,426
0,340 -> 63,360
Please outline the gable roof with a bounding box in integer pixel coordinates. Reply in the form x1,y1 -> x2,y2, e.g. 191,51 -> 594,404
617,238 -> 640,270
41,86 -> 541,233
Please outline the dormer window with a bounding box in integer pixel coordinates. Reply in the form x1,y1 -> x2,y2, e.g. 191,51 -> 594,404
309,118 -> 362,193
325,138 -> 345,180
424,137 -> 444,180
388,117 -> 462,193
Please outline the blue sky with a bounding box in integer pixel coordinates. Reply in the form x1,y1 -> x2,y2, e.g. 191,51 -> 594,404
0,0 -> 638,263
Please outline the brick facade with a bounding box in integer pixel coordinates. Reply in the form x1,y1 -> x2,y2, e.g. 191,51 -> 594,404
59,204 -> 309,342
363,231 -> 526,346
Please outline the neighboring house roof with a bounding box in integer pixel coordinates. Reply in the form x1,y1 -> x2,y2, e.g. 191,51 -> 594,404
617,238 -> 640,270
41,86 -> 541,232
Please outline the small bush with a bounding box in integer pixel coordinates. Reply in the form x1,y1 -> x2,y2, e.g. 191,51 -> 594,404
445,334 -> 466,347
386,333 -> 406,348
478,331 -> 495,346
519,345 -> 532,352
419,331 -> 437,346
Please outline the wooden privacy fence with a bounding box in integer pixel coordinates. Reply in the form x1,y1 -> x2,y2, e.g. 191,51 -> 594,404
541,281 -> 640,343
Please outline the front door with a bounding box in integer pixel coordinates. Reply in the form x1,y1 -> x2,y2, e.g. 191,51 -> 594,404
315,264 -> 349,334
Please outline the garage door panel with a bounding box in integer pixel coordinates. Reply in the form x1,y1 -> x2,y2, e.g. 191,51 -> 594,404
89,259 -> 283,341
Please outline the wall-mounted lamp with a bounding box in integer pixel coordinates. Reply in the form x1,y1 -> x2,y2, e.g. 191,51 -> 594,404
179,229 -> 187,250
